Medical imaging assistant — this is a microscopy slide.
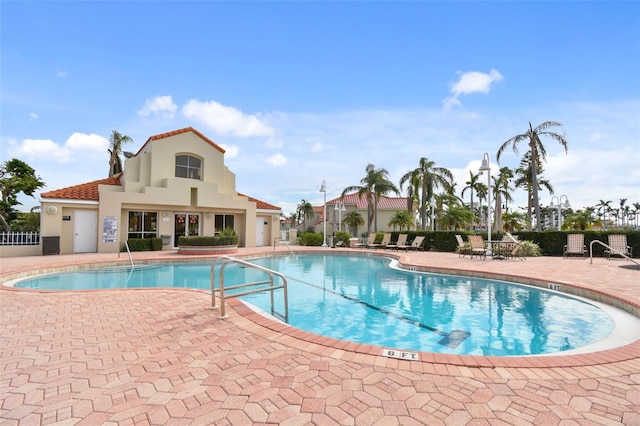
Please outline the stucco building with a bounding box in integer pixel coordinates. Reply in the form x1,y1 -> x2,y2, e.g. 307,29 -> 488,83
39,127 -> 281,254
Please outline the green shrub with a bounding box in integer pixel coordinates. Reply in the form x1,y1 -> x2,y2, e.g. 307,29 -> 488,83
517,240 -> 541,257
335,231 -> 351,246
123,238 -> 162,252
178,229 -> 238,247
299,232 -> 324,246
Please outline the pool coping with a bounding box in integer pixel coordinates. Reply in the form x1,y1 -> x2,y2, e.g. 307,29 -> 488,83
2,249 -> 639,370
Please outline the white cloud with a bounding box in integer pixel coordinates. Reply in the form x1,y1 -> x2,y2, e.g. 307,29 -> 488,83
311,142 -> 323,153
444,69 -> 503,110
182,99 -> 275,137
56,70 -> 68,78
13,138 -> 72,163
10,133 -> 108,164
29,112 -> 39,120
66,132 -> 108,152
137,95 -> 178,118
452,69 -> 503,96
219,143 -> 239,158
265,153 -> 287,166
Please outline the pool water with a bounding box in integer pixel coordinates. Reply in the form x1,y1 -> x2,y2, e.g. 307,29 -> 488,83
15,254 -> 616,356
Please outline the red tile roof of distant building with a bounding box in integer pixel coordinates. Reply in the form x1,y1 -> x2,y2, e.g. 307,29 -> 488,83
326,192 -> 408,210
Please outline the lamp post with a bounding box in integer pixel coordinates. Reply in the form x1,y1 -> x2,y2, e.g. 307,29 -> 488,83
334,201 -> 346,232
550,195 -> 570,230
479,153 -> 492,254
320,180 -> 327,246
430,199 -> 436,231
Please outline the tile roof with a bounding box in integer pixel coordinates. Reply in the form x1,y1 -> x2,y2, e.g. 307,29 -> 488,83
236,193 -> 281,211
41,177 -> 280,211
41,176 -> 121,201
326,192 -> 408,210
136,127 -> 226,155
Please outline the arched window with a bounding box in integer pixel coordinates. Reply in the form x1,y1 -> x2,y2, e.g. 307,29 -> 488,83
175,155 -> 201,180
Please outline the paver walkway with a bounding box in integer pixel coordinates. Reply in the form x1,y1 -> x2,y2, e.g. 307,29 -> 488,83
1,247 -> 639,425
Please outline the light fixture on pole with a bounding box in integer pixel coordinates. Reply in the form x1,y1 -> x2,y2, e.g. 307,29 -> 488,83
479,153 -> 492,254
334,201 -> 346,232
430,199 -> 436,231
550,195 -> 570,230
320,180 -> 327,247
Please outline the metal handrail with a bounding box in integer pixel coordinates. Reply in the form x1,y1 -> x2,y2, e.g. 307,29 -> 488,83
590,240 -> 638,266
211,255 -> 288,321
117,241 -> 135,268
273,237 -> 294,255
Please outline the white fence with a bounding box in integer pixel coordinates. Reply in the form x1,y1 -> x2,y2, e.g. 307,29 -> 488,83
0,232 -> 41,246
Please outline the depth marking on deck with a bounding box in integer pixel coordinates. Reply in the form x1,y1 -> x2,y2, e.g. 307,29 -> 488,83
381,349 -> 420,361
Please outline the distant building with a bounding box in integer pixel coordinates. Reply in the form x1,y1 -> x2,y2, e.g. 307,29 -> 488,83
312,192 -> 409,237
39,127 -> 281,254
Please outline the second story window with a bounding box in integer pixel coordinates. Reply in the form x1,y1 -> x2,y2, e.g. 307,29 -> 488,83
175,155 -> 202,180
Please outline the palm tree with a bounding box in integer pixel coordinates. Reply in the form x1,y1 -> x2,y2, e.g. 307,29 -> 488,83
513,152 -> 554,230
497,121 -> 568,231
595,199 -> 612,230
296,199 -> 315,232
491,167 -> 514,232
619,198 -> 628,227
404,173 -> 420,229
502,210 -> 526,232
342,164 -> 399,233
439,206 -> 474,231
564,209 -> 596,230
632,202 -> 640,229
399,158 -> 453,231
388,210 -> 414,231
342,210 -> 364,237
108,130 -> 134,177
461,171 -> 482,226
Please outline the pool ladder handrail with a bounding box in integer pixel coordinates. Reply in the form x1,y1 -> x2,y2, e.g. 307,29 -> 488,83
589,240 -> 638,266
117,240 -> 135,269
273,237 -> 294,255
211,255 -> 289,321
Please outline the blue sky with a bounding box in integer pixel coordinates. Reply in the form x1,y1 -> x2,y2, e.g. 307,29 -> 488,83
2,1 -> 639,217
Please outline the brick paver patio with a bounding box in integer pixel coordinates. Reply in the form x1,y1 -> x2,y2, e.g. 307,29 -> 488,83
1,247 -> 639,425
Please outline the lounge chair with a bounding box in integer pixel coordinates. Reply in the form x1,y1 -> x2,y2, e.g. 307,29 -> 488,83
497,235 -> 525,260
352,233 -> 376,248
407,235 -> 425,251
467,235 -> 487,259
455,234 -> 471,257
563,234 -> 586,258
369,232 -> 391,249
387,233 -> 408,250
605,234 -> 632,260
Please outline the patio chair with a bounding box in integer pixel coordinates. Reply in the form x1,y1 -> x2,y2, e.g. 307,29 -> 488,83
467,235 -> 487,259
369,232 -> 391,249
498,235 -> 525,261
605,234 -> 632,260
352,233 -> 376,248
407,235 -> 425,251
387,233 -> 408,250
563,234 -> 586,258
455,234 -> 471,257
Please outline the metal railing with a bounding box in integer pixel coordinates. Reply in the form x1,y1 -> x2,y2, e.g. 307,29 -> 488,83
0,231 -> 40,246
211,255 -> 289,321
273,237 -> 294,255
590,240 -> 639,266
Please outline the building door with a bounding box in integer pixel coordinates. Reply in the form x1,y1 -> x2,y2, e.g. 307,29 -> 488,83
174,213 -> 199,247
255,217 -> 266,246
74,209 -> 98,253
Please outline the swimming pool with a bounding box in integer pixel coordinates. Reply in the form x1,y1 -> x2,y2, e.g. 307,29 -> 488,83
14,253 -> 627,356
